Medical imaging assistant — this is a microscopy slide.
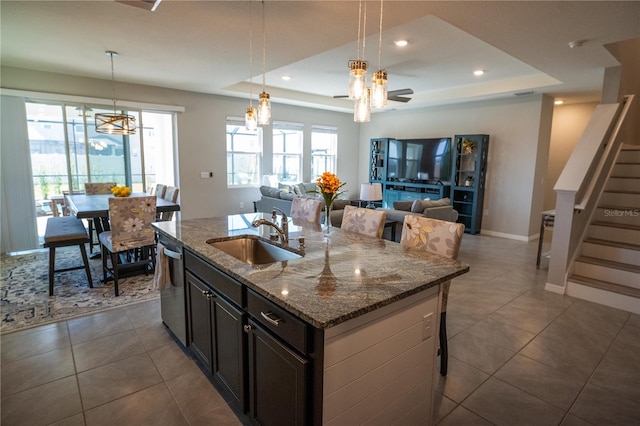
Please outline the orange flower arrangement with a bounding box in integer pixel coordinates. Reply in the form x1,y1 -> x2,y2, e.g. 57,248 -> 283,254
314,172 -> 346,208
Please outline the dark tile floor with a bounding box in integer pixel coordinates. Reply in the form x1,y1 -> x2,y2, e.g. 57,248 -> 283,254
1,234 -> 638,425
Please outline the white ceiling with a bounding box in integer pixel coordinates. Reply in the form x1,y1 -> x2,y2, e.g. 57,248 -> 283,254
1,1 -> 639,113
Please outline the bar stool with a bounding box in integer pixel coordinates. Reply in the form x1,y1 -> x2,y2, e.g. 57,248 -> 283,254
43,216 -> 93,296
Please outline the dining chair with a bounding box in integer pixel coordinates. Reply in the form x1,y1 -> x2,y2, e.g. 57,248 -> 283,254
98,195 -> 157,296
290,197 -> 323,223
160,186 -> 180,221
84,182 -> 117,253
400,215 -> 464,376
341,205 -> 387,238
154,184 -> 167,199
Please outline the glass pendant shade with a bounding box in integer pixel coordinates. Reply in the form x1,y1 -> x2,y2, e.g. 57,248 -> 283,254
348,60 -> 368,100
245,106 -> 258,131
354,88 -> 371,123
95,113 -> 137,135
371,70 -> 388,109
257,92 -> 271,125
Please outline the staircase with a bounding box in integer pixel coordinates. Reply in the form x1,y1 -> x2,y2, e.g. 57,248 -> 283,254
566,145 -> 640,314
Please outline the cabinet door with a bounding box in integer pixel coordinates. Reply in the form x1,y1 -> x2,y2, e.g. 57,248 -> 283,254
187,271 -> 213,372
212,294 -> 246,408
247,319 -> 308,426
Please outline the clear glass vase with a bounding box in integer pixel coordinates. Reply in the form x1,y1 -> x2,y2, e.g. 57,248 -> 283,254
324,203 -> 332,236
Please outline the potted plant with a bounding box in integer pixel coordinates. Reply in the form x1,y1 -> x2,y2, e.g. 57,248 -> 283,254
462,139 -> 475,154
464,175 -> 475,187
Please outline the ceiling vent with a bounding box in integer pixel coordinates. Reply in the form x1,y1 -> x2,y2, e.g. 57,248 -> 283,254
513,90 -> 536,96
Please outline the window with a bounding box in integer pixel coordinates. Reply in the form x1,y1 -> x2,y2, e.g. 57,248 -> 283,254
272,121 -> 303,184
311,125 -> 338,179
226,117 -> 262,187
25,100 -> 176,241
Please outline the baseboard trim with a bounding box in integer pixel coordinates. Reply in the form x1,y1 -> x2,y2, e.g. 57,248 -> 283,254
481,229 -> 530,241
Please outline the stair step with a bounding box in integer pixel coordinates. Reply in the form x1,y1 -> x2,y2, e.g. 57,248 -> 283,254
617,147 -> 640,163
568,274 -> 640,299
594,207 -> 640,226
612,163 -> 640,177
600,191 -> 640,207
574,256 -> 640,288
589,222 -> 640,245
582,238 -> 640,266
607,177 -> 640,192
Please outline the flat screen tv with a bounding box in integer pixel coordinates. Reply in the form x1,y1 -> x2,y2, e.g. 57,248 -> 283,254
386,138 -> 452,184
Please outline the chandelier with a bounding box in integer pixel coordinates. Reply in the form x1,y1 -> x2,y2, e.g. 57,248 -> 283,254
95,51 -> 136,135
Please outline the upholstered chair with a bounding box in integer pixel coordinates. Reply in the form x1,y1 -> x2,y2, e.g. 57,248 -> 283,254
290,197 -> 323,224
160,186 -> 180,221
341,205 -> 387,238
98,195 -> 157,296
84,182 -> 116,195
84,182 -> 117,253
400,215 -> 464,375
154,184 -> 167,199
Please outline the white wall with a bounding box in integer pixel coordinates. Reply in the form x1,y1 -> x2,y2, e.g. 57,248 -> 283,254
4,66 -> 595,240
360,95 -> 552,239
544,102 -> 599,211
1,66 -> 360,221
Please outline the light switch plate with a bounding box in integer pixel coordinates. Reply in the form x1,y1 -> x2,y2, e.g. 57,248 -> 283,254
422,313 -> 433,340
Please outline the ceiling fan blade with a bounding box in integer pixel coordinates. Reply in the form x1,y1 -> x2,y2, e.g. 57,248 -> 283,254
388,96 -> 412,103
333,95 -> 349,99
388,88 -> 413,97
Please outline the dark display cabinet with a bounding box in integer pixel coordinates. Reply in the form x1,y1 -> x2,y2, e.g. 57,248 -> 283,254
450,134 -> 489,234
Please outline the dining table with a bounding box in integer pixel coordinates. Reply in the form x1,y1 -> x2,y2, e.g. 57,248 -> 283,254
66,192 -> 181,240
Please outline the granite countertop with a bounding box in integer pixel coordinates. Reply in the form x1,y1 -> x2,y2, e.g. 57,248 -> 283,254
153,213 -> 469,329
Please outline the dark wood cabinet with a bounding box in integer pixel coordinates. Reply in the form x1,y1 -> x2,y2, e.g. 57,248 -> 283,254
186,252 -> 246,409
246,318 -> 309,426
451,134 -> 489,234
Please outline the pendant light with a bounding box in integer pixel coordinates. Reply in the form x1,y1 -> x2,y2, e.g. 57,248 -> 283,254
257,0 -> 271,125
371,0 -> 388,109
354,88 -> 371,122
245,0 -> 257,131
95,51 -> 136,135
348,0 -> 368,100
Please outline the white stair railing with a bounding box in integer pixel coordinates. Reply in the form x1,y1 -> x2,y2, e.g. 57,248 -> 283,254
546,95 -> 634,295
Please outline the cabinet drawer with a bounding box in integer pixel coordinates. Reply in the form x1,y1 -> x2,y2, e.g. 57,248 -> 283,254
247,289 -> 308,354
185,250 -> 243,307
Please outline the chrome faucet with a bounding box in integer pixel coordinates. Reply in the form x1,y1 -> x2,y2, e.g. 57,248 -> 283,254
252,208 -> 289,245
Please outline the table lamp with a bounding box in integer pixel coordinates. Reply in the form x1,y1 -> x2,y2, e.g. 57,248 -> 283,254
360,183 -> 383,209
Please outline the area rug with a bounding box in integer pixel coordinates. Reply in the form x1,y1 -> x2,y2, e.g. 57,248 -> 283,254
1,247 -> 159,335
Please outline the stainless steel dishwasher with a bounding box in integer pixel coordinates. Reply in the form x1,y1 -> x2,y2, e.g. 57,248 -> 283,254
158,234 -> 187,346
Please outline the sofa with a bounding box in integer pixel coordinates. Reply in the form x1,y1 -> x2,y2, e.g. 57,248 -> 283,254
254,185 -> 349,227
379,198 -> 459,241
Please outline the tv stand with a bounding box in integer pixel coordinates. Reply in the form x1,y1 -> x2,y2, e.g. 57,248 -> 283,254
369,138 -> 452,208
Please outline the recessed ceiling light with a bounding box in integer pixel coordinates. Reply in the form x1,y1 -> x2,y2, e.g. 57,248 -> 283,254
473,70 -> 485,76
554,100 -> 564,105
281,75 -> 291,81
394,39 -> 408,47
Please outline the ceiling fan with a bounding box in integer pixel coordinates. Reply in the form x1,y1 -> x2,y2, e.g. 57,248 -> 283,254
333,88 -> 414,103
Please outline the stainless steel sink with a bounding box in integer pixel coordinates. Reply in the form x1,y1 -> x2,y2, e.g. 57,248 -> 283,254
207,236 -> 302,265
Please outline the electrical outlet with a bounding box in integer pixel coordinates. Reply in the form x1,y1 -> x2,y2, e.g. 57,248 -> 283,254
240,202 -> 244,209
422,313 -> 433,340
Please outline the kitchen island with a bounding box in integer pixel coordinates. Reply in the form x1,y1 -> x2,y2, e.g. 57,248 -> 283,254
153,213 -> 469,426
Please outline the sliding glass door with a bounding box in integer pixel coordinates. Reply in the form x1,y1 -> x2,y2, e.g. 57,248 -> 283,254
25,101 -> 175,244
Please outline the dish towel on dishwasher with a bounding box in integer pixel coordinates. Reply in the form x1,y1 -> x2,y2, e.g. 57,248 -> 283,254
153,242 -> 171,291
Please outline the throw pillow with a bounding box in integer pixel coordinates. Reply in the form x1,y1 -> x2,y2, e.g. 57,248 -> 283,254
332,199 -> 350,210
411,200 -> 424,213
393,201 -> 414,211
260,186 -> 282,199
281,191 -> 296,201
